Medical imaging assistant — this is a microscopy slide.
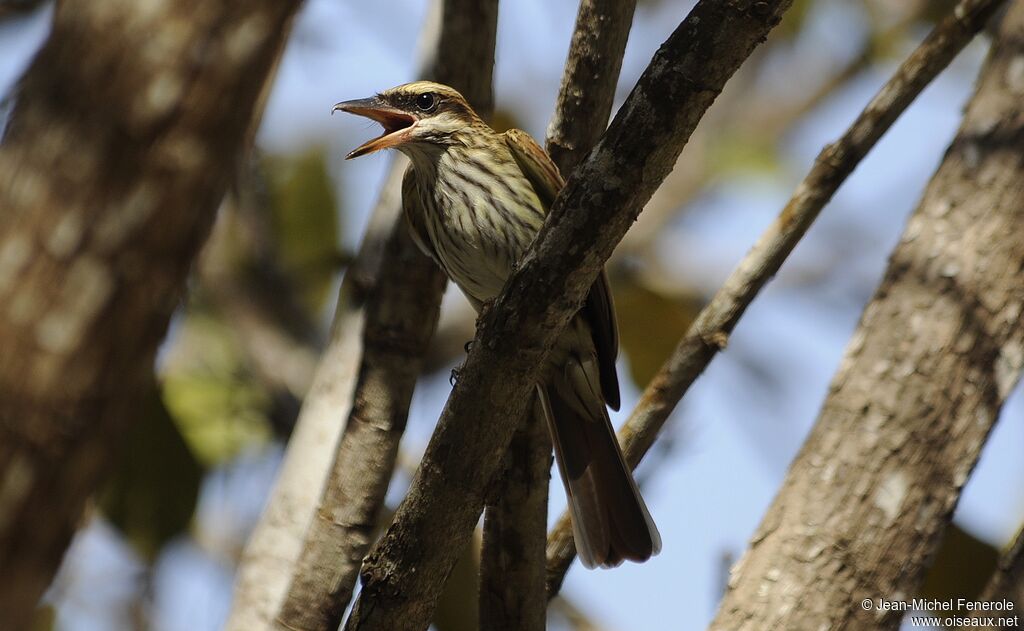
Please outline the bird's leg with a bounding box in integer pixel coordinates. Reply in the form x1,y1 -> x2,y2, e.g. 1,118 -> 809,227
450,338 -> 476,386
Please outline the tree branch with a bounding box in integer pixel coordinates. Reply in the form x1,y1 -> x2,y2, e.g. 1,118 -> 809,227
226,162 -> 405,631
544,0 -> 1007,596
271,2 -> 498,630
545,0 -> 637,171
0,1 -> 300,627
478,2 -> 638,627
342,2 -> 793,630
479,412 -> 551,631
708,1 -> 1024,627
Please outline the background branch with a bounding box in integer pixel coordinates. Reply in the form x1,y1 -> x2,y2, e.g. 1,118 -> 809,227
709,1 -> 1024,626
0,1 -> 300,627
343,2 -> 793,629
225,86 -> 410,631
544,0 -> 1007,596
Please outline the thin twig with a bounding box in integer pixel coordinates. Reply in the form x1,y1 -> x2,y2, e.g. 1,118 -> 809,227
343,2 -> 793,629
477,1 -> 637,628
544,0 -> 1007,597
273,2 -> 498,630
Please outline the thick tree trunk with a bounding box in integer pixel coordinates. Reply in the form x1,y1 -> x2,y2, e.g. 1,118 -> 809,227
0,1 -> 299,626
710,4 -> 1024,629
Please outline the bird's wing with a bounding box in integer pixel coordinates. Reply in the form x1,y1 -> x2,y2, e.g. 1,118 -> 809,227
503,129 -> 621,410
401,165 -> 438,263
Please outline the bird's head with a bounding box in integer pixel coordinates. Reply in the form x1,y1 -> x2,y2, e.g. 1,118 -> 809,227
333,81 -> 482,160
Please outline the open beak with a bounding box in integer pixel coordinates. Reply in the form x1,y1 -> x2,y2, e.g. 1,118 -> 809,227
333,97 -> 416,159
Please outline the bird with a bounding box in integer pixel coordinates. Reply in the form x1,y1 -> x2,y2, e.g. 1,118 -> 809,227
333,81 -> 660,568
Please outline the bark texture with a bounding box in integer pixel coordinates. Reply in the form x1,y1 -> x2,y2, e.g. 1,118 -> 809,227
544,0 -> 1007,597
273,2 -> 498,629
545,0 -> 636,170
0,1 -> 299,627
710,3 -> 1024,628
343,3 -> 793,630
479,415 -> 551,631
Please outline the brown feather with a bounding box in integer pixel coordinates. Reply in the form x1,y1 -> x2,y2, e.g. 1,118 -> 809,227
503,129 -> 620,409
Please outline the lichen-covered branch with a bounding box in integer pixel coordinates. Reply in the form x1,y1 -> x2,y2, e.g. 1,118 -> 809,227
544,0 -> 1007,596
342,2 -> 793,630
709,2 -> 1024,628
0,1 -> 300,627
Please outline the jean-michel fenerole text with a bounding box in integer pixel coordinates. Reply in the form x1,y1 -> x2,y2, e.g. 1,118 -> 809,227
872,598 -> 1015,612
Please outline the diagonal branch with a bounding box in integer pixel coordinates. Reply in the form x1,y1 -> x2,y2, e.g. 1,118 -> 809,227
479,2 -> 637,628
342,2 -> 794,630
541,0 -> 1008,597
271,2 -> 499,630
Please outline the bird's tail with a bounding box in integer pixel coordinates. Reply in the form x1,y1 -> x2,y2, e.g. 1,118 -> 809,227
536,358 -> 661,569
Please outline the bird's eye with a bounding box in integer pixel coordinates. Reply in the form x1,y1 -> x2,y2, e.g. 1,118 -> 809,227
415,93 -> 438,112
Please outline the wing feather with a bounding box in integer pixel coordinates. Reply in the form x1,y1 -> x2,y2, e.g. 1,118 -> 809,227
503,129 -> 621,410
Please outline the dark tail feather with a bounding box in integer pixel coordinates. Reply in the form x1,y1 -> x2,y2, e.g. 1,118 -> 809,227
537,379 -> 661,569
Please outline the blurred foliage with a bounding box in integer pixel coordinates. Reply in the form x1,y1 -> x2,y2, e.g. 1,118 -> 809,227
261,147 -> 340,315
489,109 -> 522,135
99,389 -> 203,560
433,535 -> 479,631
613,273 -> 703,387
776,0 -> 814,39
161,148 -> 340,463
920,523 -> 999,601
162,312 -> 275,466
30,606 -> 55,631
708,130 -> 781,177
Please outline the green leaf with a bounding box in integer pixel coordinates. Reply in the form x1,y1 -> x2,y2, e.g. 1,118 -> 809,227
99,388 -> 203,560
